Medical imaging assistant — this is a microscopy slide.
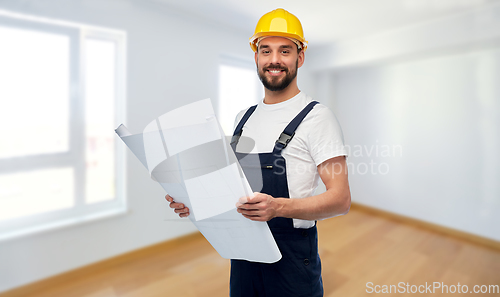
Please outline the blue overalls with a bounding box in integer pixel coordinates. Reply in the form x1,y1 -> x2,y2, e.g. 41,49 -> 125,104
230,101 -> 323,297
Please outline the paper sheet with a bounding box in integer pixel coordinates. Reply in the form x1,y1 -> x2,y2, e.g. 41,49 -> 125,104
115,98 -> 281,263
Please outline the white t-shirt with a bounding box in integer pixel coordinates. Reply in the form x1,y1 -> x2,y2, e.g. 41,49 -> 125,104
234,92 -> 348,228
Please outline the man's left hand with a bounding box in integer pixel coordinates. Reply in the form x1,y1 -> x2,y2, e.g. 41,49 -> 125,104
236,192 -> 282,221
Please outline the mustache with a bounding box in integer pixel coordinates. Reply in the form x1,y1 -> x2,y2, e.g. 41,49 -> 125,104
263,64 -> 287,71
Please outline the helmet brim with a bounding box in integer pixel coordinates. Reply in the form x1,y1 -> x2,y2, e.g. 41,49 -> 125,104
250,32 -> 308,52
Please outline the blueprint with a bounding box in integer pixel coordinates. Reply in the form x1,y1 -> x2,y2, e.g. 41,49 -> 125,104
115,98 -> 281,263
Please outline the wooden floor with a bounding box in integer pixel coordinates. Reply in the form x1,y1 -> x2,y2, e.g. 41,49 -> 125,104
3,207 -> 500,297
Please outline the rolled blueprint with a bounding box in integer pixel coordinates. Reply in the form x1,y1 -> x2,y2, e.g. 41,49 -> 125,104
115,124 -> 132,137
115,98 -> 281,263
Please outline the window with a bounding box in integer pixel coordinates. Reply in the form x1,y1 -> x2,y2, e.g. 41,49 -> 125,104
218,57 -> 263,135
0,10 -> 126,240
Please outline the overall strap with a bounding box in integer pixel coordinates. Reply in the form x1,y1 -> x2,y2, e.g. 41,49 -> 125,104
273,101 -> 319,155
231,105 -> 257,149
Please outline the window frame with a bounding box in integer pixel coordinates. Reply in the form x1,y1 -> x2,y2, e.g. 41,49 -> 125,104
0,10 -> 127,241
217,55 -> 263,135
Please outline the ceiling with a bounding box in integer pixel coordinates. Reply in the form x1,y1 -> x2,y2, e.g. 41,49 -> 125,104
152,0 -> 500,46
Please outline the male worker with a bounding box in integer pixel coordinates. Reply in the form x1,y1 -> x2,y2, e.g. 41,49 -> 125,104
166,8 -> 351,297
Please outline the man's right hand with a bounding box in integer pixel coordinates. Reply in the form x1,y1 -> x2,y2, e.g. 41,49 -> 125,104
165,194 -> 190,218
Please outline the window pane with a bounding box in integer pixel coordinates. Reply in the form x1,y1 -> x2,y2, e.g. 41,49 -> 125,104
85,39 -> 116,204
219,65 -> 261,135
0,168 -> 74,220
0,26 -> 69,158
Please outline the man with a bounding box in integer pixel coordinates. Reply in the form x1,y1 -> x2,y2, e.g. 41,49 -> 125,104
166,8 -> 351,297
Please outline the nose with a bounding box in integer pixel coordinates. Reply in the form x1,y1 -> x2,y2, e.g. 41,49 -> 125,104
269,51 -> 281,64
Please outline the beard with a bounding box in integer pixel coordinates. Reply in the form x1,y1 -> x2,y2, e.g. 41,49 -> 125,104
257,59 -> 298,92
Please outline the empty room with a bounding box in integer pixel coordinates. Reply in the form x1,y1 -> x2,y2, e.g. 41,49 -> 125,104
0,0 -> 499,296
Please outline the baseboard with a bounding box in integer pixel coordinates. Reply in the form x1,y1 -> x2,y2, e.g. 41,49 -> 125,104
2,205 -> 499,296
350,202 -> 500,251
0,231 -> 203,297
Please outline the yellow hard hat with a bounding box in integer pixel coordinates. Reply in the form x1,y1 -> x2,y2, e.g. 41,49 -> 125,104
250,8 -> 308,52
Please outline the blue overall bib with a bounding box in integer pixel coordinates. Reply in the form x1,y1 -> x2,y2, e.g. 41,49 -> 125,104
230,101 -> 323,297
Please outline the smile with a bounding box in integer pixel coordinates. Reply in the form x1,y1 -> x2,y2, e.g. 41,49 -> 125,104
267,69 -> 284,76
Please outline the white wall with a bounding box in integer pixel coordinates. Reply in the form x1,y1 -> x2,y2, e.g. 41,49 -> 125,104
333,49 -> 500,241
0,0 -> 253,292
308,5 -> 500,241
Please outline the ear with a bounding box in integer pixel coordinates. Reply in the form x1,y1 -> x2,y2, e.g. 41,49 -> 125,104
297,50 -> 305,68
254,51 -> 258,65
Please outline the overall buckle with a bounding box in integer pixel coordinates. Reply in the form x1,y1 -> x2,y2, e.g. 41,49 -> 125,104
276,132 -> 295,148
